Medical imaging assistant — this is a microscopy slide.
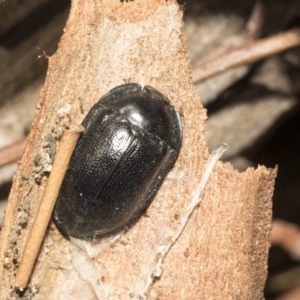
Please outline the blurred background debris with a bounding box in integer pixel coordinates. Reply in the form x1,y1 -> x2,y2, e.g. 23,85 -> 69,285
1,0 -> 300,298
0,0 -> 70,224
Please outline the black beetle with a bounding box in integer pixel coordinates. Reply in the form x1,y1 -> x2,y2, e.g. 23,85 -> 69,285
54,83 -> 182,240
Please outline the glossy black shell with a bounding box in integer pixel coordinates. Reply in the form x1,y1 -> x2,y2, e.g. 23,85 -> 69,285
54,83 -> 182,239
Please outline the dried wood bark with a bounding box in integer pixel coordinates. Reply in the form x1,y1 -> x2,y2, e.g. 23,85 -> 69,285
0,1 -> 276,299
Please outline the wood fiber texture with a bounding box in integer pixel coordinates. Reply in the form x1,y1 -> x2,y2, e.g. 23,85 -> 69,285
0,1 -> 276,299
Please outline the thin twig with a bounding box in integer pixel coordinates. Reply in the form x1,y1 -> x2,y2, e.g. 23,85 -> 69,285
192,27 -> 300,83
270,220 -> 300,260
245,0 -> 264,41
0,137 -> 27,167
268,266 -> 300,294
15,125 -> 83,289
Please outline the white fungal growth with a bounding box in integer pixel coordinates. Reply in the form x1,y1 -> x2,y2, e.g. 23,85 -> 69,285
137,143 -> 229,299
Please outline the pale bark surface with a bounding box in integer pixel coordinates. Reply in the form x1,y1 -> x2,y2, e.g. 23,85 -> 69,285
0,1 -> 276,299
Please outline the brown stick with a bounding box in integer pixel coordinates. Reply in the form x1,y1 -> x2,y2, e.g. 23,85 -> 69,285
0,137 -> 27,167
14,126 -> 83,289
192,27 -> 300,83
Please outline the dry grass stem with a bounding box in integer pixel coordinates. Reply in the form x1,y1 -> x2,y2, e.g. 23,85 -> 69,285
14,126 -> 83,289
192,27 -> 300,83
270,220 -> 300,260
245,0 -> 264,40
0,138 -> 27,167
